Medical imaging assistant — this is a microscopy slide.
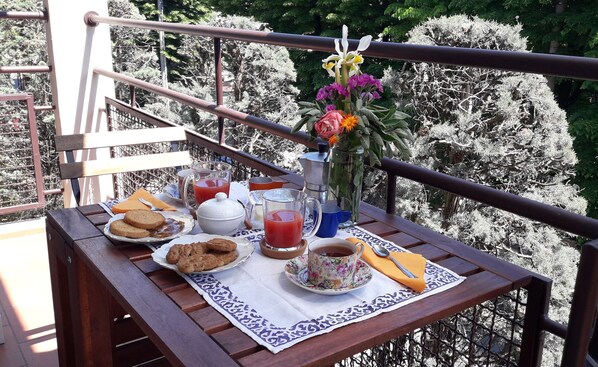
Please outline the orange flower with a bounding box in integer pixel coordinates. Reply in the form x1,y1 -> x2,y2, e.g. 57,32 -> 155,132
328,135 -> 339,146
341,114 -> 358,132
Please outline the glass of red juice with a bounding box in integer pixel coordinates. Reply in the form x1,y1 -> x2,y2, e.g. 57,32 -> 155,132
182,161 -> 232,209
262,189 -> 322,250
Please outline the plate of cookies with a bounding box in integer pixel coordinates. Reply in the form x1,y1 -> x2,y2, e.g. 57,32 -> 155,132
104,210 -> 195,243
152,234 -> 254,274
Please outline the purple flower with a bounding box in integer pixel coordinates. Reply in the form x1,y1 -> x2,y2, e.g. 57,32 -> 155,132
316,87 -> 329,101
326,104 -> 336,111
330,82 -> 349,97
347,73 -> 383,93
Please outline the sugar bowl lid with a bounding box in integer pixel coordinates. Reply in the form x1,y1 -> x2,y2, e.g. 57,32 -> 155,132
196,192 -> 245,220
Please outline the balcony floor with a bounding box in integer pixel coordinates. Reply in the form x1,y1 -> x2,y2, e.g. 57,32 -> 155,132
0,218 -> 58,367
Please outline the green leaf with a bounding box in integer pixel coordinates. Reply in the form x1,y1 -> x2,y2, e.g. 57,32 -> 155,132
372,131 -> 384,146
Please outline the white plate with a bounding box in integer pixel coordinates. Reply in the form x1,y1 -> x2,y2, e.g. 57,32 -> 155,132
152,234 -> 255,274
284,255 -> 372,295
104,211 -> 195,244
163,183 -> 183,203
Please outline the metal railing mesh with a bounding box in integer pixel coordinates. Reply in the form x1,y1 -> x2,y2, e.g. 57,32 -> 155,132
338,289 -> 526,367
0,98 -> 39,207
107,103 -> 258,200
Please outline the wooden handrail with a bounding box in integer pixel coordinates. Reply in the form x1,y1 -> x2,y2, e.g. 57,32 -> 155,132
84,12 -> 598,81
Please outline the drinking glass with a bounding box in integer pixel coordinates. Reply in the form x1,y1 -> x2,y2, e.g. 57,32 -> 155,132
262,188 -> 322,250
182,161 -> 232,209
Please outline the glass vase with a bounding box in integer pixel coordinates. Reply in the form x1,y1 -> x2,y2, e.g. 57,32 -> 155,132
327,146 -> 364,226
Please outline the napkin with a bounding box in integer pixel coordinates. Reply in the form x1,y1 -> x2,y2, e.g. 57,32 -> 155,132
346,237 -> 427,293
112,188 -> 177,214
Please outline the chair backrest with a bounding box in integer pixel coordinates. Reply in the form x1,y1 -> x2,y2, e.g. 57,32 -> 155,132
55,126 -> 192,205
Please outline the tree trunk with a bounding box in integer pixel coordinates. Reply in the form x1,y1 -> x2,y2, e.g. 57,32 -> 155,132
546,0 -> 566,91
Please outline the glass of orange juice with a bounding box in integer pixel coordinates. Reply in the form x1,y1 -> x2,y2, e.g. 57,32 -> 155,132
262,189 -> 322,250
182,161 -> 232,209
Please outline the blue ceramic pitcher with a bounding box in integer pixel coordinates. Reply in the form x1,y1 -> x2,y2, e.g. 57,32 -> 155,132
315,202 -> 352,238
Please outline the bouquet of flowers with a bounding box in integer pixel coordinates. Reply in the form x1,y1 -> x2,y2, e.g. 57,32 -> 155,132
291,25 -> 412,167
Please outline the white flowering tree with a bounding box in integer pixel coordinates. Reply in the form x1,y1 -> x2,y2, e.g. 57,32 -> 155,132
145,13 -> 304,170
382,15 -> 585,366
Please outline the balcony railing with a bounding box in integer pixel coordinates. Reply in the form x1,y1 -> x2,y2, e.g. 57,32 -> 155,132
1,8 -> 597,366
81,13 -> 598,367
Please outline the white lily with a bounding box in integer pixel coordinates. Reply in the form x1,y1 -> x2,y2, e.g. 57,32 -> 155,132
322,25 -> 372,82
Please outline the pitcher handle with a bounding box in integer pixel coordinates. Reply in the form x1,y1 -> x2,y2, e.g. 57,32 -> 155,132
181,175 -> 195,211
303,198 -> 322,239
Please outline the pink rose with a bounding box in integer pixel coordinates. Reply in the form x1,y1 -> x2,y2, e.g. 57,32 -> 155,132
315,110 -> 343,138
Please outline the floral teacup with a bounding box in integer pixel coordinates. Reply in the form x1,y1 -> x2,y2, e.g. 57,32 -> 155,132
307,238 -> 364,289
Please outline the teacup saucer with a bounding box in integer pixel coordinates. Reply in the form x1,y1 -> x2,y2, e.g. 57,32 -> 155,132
284,255 -> 372,295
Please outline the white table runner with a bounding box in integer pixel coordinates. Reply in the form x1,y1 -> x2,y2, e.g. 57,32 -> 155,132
159,226 -> 465,353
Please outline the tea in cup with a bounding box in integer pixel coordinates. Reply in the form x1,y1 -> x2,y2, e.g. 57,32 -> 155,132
262,189 -> 322,250
182,161 -> 231,209
307,238 -> 364,289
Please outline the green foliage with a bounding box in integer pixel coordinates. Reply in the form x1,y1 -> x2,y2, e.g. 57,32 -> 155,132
109,0 -> 162,105
129,0 -> 211,81
569,98 -> 598,218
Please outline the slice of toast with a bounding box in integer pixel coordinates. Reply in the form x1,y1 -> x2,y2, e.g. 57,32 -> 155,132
123,210 -> 165,229
110,219 -> 150,238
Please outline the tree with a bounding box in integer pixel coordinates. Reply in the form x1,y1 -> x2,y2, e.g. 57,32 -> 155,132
109,0 -> 162,105
201,0 -> 401,100
129,0 -> 211,82
382,15 -> 585,366
384,0 -> 598,219
0,0 -> 61,221
145,13 -> 305,170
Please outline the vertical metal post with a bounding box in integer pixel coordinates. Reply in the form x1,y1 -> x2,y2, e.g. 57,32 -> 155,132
386,173 -> 397,214
157,0 -> 167,88
129,85 -> 136,107
561,240 -> 598,367
214,37 -> 225,145
25,94 -> 46,206
519,276 -> 552,367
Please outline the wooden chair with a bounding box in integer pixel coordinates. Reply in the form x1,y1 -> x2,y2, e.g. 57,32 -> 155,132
55,126 -> 192,206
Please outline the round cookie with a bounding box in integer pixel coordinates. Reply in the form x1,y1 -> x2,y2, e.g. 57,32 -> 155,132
110,219 -> 150,238
206,238 -> 237,252
124,210 -> 165,229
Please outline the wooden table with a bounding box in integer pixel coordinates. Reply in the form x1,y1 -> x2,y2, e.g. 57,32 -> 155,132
46,178 -> 548,367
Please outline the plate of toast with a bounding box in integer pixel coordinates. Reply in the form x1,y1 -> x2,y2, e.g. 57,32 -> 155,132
104,210 -> 195,243
152,234 -> 254,274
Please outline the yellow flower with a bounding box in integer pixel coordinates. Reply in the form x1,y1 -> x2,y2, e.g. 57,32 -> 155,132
328,135 -> 339,146
321,25 -> 372,82
341,115 -> 358,132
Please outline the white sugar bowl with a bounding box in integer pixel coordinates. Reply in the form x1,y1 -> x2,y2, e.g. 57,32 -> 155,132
196,192 -> 245,235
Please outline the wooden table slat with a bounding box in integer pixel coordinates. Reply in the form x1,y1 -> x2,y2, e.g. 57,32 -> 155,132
135,257 -> 168,274
359,221 -> 399,237
166,286 -> 207,311
437,256 -> 481,277
211,327 -> 261,359
408,243 -> 450,262
383,231 -> 423,248
188,307 -> 232,334
148,269 -> 189,291
47,208 -> 102,245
